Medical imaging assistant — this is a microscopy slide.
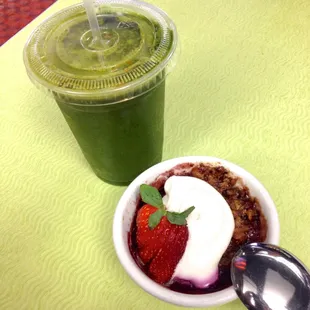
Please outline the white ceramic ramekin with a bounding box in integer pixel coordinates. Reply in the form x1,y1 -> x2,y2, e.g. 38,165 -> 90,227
113,156 -> 280,308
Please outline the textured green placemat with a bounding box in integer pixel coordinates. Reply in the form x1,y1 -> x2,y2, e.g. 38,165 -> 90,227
1,0 -> 309,309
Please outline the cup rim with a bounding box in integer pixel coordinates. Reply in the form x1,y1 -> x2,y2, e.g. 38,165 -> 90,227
113,156 -> 280,307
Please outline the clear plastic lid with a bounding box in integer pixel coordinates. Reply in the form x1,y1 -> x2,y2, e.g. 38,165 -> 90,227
23,0 -> 178,100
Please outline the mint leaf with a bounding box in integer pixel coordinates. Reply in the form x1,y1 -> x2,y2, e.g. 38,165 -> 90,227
140,184 -> 164,208
167,206 -> 195,226
148,209 -> 165,229
180,206 -> 195,218
166,212 -> 187,225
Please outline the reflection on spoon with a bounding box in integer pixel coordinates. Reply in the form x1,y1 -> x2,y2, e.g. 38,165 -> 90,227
231,243 -> 310,310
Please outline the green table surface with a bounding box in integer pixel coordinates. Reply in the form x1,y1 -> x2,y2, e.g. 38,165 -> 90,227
1,0 -> 309,309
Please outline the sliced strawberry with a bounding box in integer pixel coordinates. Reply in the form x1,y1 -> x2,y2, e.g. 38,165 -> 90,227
149,223 -> 188,284
136,204 -> 165,263
136,204 -> 189,284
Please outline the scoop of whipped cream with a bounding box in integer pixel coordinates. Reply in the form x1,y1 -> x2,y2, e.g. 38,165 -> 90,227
162,175 -> 235,288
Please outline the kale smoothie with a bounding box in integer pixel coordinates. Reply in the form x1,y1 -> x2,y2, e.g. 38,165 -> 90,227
23,0 -> 178,184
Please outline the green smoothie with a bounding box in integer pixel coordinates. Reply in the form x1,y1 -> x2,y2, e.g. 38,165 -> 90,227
24,0 -> 177,184
55,82 -> 165,184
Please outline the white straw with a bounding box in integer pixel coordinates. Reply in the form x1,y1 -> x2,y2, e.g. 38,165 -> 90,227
83,0 -> 103,43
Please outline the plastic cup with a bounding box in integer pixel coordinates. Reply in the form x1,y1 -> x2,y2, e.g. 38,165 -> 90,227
23,0 -> 178,185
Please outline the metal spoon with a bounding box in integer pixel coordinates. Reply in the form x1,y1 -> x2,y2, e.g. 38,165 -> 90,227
231,243 -> 310,310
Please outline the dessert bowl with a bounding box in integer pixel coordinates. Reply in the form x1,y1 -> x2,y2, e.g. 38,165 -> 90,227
113,156 -> 280,308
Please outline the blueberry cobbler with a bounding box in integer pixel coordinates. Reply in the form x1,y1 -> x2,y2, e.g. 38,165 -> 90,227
128,162 -> 267,294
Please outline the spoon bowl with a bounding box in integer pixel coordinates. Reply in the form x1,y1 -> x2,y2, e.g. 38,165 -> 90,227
231,243 -> 310,310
